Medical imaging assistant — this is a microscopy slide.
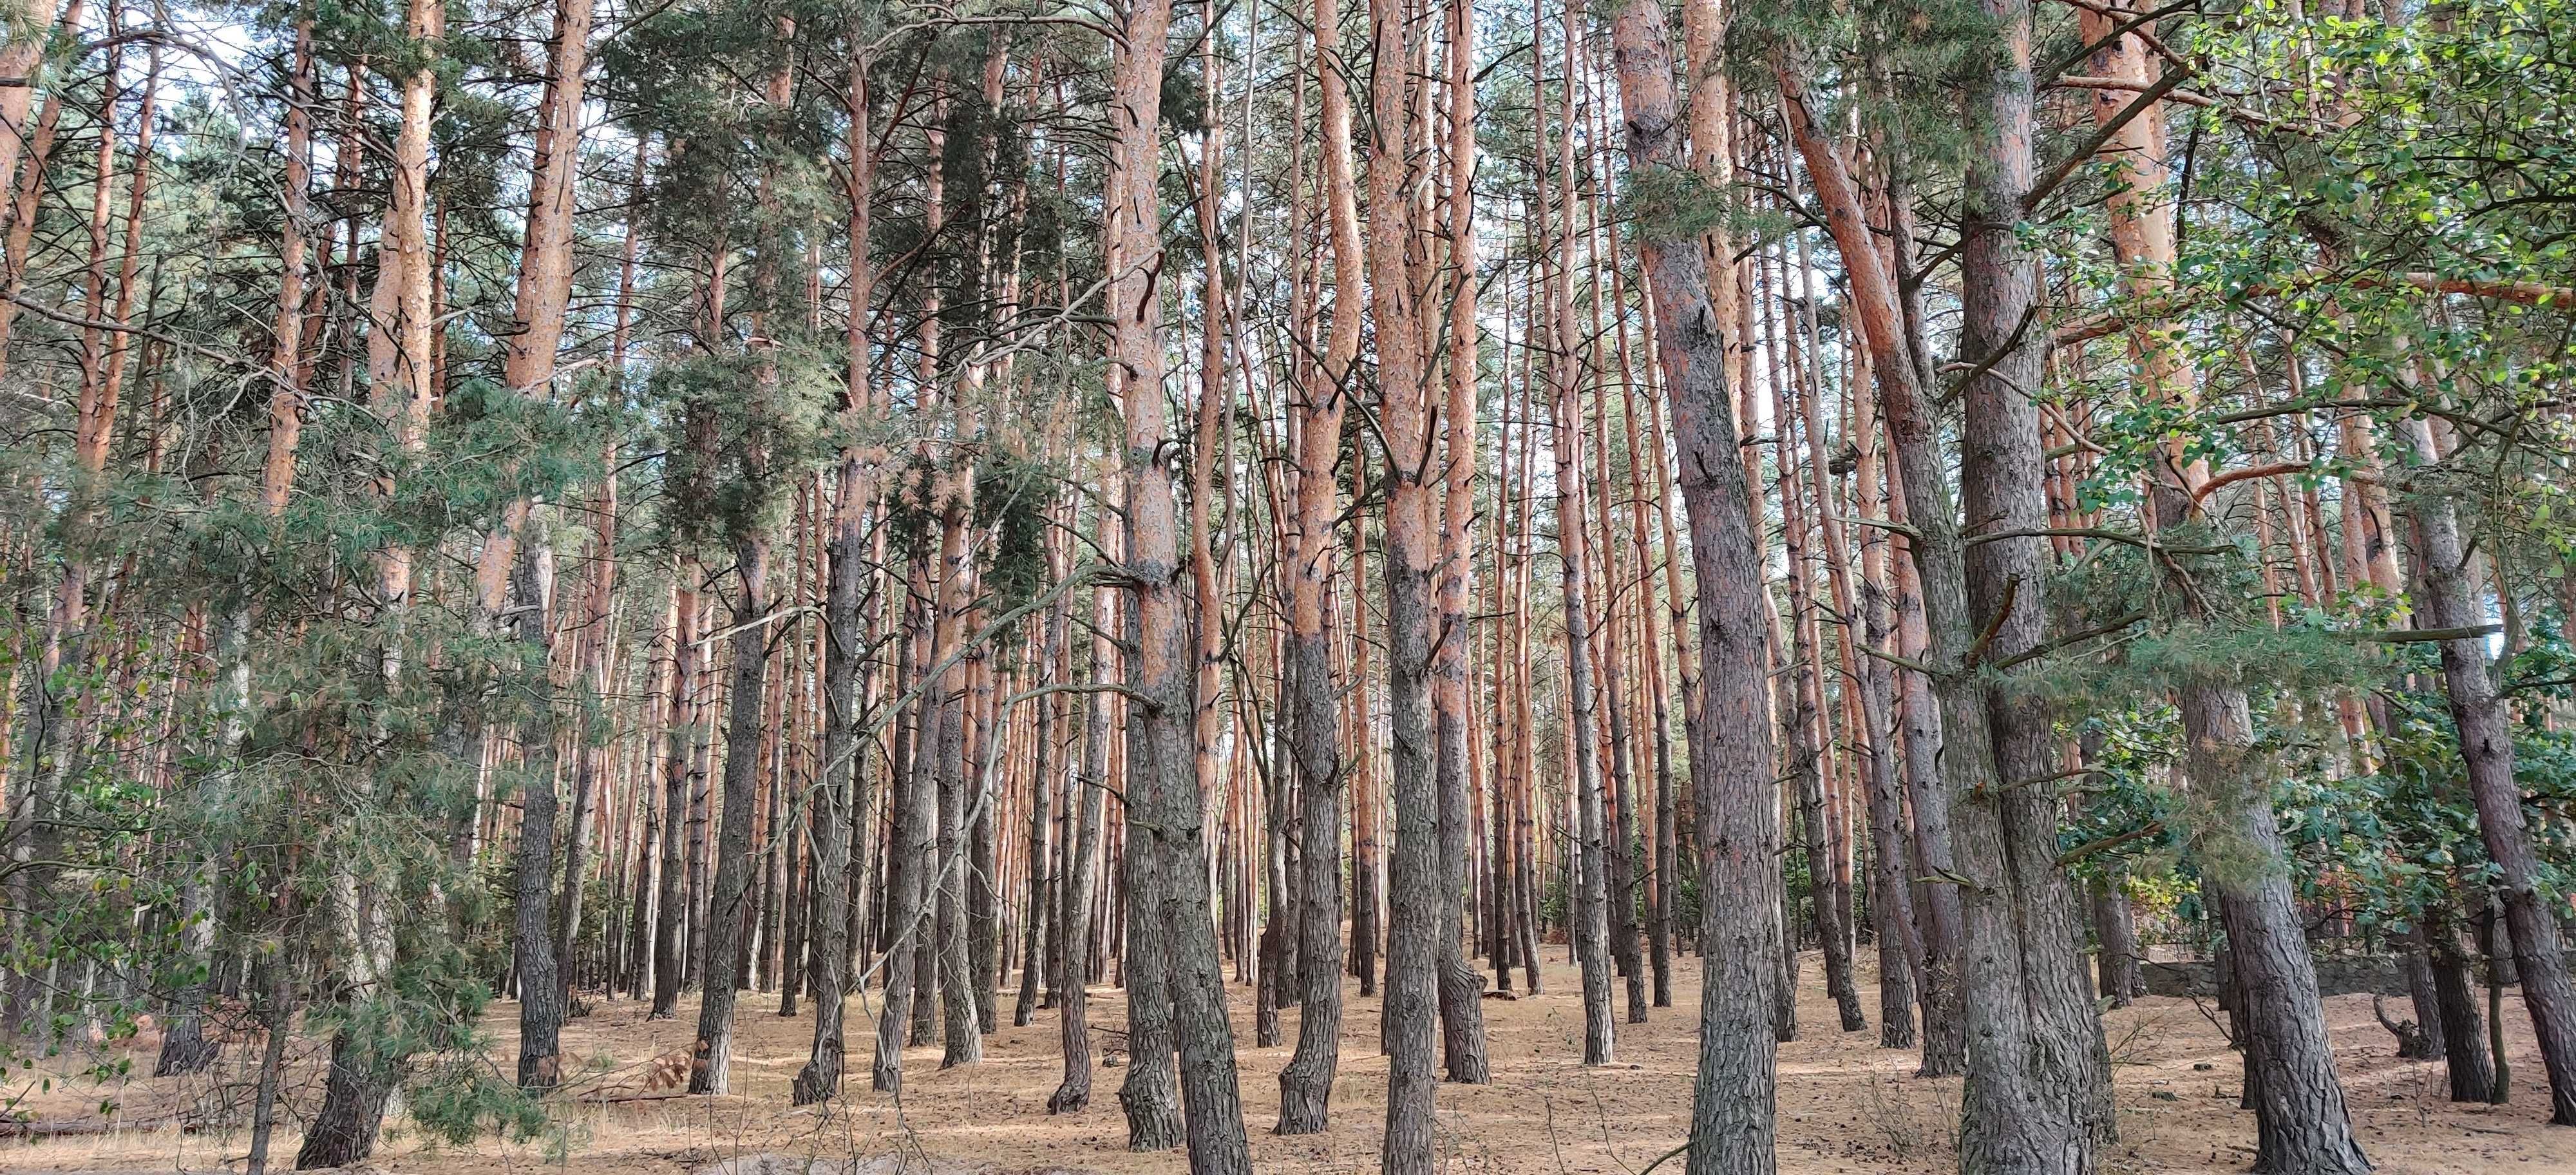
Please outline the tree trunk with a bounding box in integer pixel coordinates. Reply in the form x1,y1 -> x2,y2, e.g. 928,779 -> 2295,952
873,582 -> 934,1094
2400,939 -> 2447,1062
511,524 -> 565,1090
2192,682 -> 2369,1172
1015,593 -> 1063,1028
2427,904 -> 2498,1102
1607,2 -> 1783,1168
2408,434 -> 2576,1124
1101,0 -> 1253,1163
924,464 -> 984,1062
301,0 -> 440,1154
2092,875 -> 2143,1009
1888,466 -> 1964,1075
1777,53 -> 2095,1172
1276,0 -> 1361,1126
0,0 -> 64,202
653,575 -> 701,1018
1540,0 -> 1613,1069
1368,0 -> 1450,1160
688,539 -> 772,1094
1764,288 -> 1862,1034
1432,0 -> 1492,1082
1050,559 -> 1113,1114
1846,353 -> 1920,1050
1946,0 -> 2120,1144
0,0 -> 84,387
967,650 -> 1000,1036
793,62 -> 875,1091
163,13 -> 310,1078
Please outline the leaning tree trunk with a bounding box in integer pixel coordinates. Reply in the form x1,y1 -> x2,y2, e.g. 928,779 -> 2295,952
2191,688 -> 2371,1172
2409,443 -> 2576,1125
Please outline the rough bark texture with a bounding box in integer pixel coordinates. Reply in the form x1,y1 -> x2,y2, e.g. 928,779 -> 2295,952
793,43 -> 876,1105
1432,0 -> 1492,1084
935,519 -> 985,1068
967,653 -> 1000,1037
162,14 -> 312,1079
1276,0 -> 1360,1129
2408,444 -> 2576,1125
510,526 -> 565,1091
1048,568 -> 1112,1114
1951,0 -> 2120,1143
299,1 -> 439,1156
1541,0 -> 1614,1071
873,585 -> 933,1094
2427,907 -> 2497,1102
1609,5 -> 1781,1169
493,0 -> 598,1073
688,539 -> 772,1095
653,577 -> 701,1019
2188,687 -> 2371,1174
2092,875 -> 2143,1009
1891,513 -> 1965,1075
1369,0 -> 1448,1161
1102,0 -> 1253,1163
1778,55 -> 2089,1174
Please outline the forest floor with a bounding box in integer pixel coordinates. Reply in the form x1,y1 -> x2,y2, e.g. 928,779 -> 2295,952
10,949 -> 2575,1174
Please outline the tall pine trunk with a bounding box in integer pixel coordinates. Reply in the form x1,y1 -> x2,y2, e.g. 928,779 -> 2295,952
1276,0 -> 1361,1126
1102,0 -> 1253,1162
792,41 -> 877,1103
300,0 -> 440,1155
1608,2 -> 1783,1167
1542,0 -> 1614,1068
1430,0 -> 1491,1082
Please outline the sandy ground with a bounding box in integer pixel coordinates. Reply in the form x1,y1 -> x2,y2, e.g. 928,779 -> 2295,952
10,950 -> 2576,1173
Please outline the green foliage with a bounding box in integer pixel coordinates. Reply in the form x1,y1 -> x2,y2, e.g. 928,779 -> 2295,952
1616,165 -> 1736,247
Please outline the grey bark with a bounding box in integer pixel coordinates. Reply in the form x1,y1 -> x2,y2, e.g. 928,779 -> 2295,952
2408,455 -> 2576,1124
791,458 -> 871,1104
2186,683 -> 2370,1173
1605,5 -> 1782,1167
687,537 -> 771,1095
1947,2 -> 2119,1146
510,524 -> 564,1090
1048,578 -> 1111,1113
1276,624 -> 1344,1133
651,574 -> 700,1019
2426,906 -> 2497,1102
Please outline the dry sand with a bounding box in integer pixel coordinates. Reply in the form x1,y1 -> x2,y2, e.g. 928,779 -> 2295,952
10,950 -> 2573,1173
